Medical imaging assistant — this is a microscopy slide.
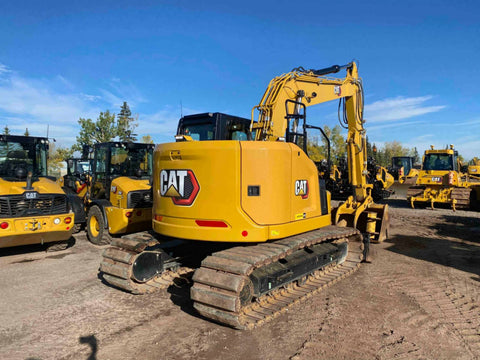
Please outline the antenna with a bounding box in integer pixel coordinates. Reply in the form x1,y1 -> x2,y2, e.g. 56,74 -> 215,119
47,124 -> 49,138
180,100 -> 183,118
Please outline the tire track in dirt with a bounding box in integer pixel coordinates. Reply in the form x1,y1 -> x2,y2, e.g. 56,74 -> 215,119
376,272 -> 480,359
288,296 -> 334,360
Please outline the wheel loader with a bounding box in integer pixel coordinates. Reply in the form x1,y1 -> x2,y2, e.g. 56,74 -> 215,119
59,158 -> 91,198
100,62 -> 389,329
407,145 -> 479,210
0,135 -> 74,250
83,142 -> 155,245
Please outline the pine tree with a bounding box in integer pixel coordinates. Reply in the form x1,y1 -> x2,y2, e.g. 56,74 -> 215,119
413,147 -> 420,165
3,125 -> 10,135
24,128 -> 29,136
73,110 -> 118,151
117,101 -> 138,142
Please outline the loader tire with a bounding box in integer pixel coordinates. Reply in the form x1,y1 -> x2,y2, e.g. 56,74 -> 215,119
86,205 -> 112,246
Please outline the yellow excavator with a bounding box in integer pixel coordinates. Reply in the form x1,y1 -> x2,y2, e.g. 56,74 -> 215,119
0,135 -> 74,250
100,62 -> 389,328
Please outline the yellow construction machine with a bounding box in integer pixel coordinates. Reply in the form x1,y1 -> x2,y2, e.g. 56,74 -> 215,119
407,145 -> 480,210
100,62 -> 389,329
83,142 -> 155,245
0,135 -> 74,250
59,158 -> 91,198
389,156 -> 419,185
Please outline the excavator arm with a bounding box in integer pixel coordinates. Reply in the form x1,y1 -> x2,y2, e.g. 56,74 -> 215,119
251,62 -> 388,241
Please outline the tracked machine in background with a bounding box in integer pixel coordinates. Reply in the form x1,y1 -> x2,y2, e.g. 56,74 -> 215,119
407,145 -> 480,210
323,156 -> 394,202
100,62 -> 389,329
0,135 -> 74,250
82,142 -> 155,245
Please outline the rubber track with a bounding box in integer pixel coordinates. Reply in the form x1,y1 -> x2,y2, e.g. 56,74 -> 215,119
191,225 -> 363,329
99,233 -> 193,294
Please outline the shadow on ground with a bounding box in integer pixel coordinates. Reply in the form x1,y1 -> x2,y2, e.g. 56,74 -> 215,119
385,232 -> 480,277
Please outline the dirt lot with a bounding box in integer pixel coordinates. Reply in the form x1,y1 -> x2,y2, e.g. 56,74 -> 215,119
1,196 -> 479,360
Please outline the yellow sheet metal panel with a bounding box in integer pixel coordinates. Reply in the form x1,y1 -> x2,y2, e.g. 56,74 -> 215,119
106,206 -> 152,235
109,177 -> 151,208
0,214 -> 74,248
290,143 -> 323,220
154,141 -> 266,242
153,140 -> 331,243
240,141 -> 292,225
0,177 -> 66,195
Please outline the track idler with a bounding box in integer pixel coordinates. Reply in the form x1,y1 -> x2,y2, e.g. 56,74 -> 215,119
131,251 -> 171,283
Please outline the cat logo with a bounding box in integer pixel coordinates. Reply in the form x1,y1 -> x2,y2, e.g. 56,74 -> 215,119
295,180 -> 309,199
334,85 -> 342,96
160,169 -> 199,206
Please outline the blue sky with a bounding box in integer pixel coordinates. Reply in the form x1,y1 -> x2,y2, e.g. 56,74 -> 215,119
1,0 -> 479,158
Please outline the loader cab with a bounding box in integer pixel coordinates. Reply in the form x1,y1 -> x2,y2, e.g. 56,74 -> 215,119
389,156 -> 414,180
90,142 -> 154,200
0,135 -> 49,181
177,112 -> 254,141
63,158 -> 91,193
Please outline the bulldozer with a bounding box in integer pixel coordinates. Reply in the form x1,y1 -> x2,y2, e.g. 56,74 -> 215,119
0,135 -> 74,250
83,142 -> 155,245
407,145 -> 479,210
100,62 -> 389,329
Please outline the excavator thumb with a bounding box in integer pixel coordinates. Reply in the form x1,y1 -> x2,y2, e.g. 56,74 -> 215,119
334,198 -> 389,244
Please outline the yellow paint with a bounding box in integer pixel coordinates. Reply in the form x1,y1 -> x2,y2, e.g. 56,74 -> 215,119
0,213 -> 74,248
0,177 -> 74,248
106,206 -> 152,235
152,140 -> 331,243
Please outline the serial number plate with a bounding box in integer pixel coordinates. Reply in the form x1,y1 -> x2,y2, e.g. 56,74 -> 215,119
24,192 -> 38,199
431,177 -> 442,182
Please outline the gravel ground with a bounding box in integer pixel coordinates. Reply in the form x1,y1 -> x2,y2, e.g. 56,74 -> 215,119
1,194 -> 479,360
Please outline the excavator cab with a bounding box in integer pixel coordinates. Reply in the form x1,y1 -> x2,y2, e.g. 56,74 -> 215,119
176,112 -> 254,141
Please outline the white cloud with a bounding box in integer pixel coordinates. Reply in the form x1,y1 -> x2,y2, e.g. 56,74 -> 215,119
366,119 -> 427,132
0,65 -> 148,145
0,63 -> 11,75
365,96 -> 445,122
